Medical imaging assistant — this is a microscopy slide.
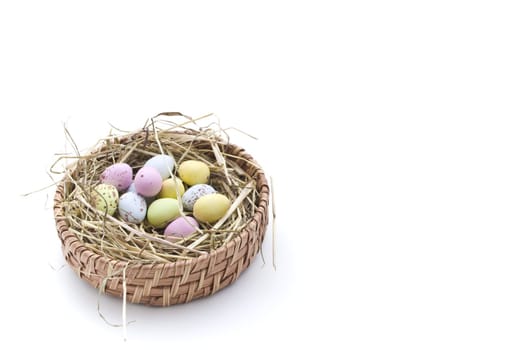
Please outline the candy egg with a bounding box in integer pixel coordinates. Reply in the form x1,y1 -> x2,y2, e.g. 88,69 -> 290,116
134,167 -> 163,197
118,192 -> 147,224
159,177 -> 185,199
144,154 -> 175,180
181,184 -> 217,211
91,184 -> 119,215
127,182 -> 156,205
126,182 -> 137,193
193,193 -> 231,224
100,163 -> 133,191
164,216 -> 199,237
147,198 -> 181,228
178,160 -> 210,186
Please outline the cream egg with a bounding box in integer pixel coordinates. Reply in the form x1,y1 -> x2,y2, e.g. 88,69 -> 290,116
178,160 -> 210,186
193,193 -> 231,224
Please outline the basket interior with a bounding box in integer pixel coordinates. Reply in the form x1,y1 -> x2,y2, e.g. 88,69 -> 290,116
59,130 -> 264,263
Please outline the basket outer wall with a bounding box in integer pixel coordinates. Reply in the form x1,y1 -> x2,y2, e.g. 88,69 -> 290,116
53,141 -> 270,306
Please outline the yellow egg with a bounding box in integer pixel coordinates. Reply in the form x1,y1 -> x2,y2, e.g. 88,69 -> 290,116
147,198 -> 181,228
178,160 -> 210,186
193,193 -> 231,224
91,184 -> 119,215
158,177 -> 185,199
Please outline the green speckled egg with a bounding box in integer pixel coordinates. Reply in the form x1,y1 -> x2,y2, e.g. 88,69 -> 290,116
91,184 -> 119,215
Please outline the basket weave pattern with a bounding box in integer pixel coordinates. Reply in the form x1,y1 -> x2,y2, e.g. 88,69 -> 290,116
54,137 -> 269,306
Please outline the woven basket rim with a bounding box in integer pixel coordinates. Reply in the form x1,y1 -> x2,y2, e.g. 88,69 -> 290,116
54,130 -> 270,269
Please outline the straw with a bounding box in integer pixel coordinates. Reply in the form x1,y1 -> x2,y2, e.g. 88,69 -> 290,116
56,115 -> 260,262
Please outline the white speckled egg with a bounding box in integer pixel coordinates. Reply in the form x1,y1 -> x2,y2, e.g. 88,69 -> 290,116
100,163 -> 133,191
91,184 -> 119,215
118,192 -> 147,223
144,154 -> 175,180
181,184 -> 217,211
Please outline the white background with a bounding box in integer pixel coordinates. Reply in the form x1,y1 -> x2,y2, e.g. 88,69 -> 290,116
1,0 -> 523,349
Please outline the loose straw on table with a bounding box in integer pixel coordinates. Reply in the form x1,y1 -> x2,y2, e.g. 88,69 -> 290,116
271,176 -> 276,271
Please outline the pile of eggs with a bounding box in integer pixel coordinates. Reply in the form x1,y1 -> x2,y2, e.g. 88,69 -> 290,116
90,155 -> 231,238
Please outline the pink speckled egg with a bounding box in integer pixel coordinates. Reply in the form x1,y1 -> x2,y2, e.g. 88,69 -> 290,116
164,216 -> 199,237
127,182 -> 156,205
134,167 -> 162,197
100,163 -> 133,191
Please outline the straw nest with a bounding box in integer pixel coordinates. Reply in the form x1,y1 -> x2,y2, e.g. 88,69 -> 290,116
53,113 -> 270,306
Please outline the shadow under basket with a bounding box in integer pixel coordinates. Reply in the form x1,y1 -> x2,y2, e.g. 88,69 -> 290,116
53,130 -> 270,306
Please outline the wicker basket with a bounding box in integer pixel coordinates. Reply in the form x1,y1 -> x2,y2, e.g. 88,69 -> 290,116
53,129 -> 269,306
